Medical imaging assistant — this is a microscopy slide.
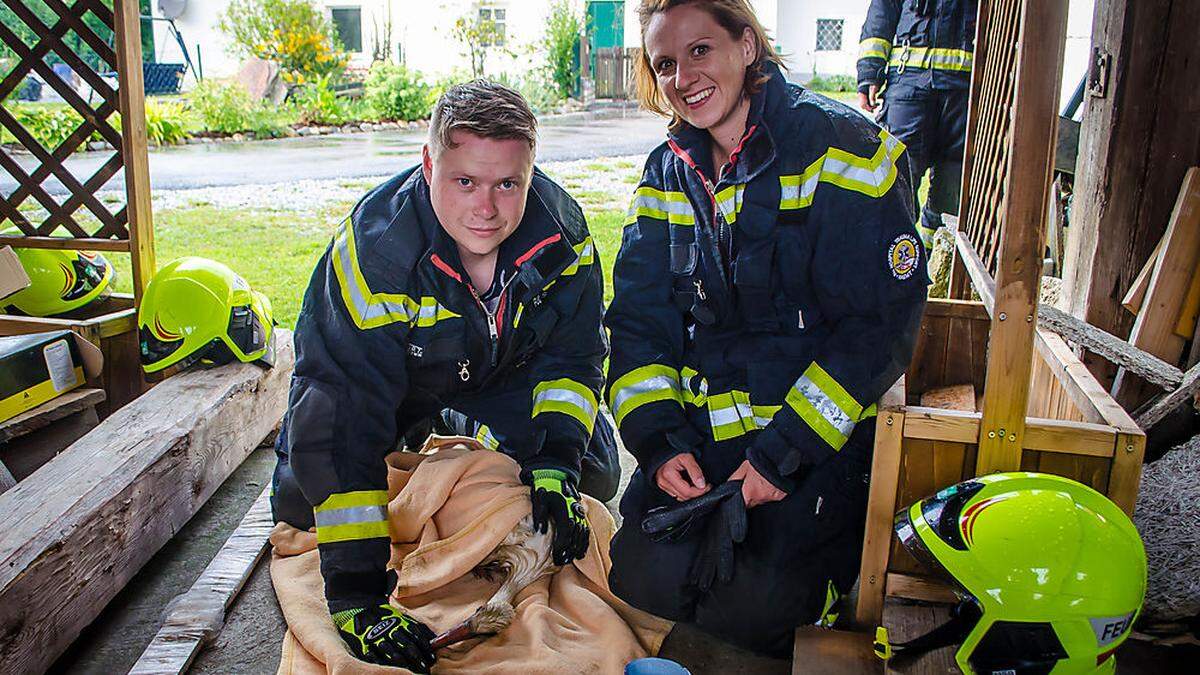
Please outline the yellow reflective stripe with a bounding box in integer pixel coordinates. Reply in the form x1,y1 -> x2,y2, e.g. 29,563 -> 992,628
314,490 -> 390,545
680,366 -> 707,406
858,37 -> 892,61
609,363 -> 683,426
704,390 -> 783,441
625,186 -> 696,226
561,236 -> 596,277
784,363 -> 877,451
890,46 -> 973,72
806,362 -> 864,420
475,423 -> 500,450
779,129 -> 906,209
331,222 -> 460,330
714,184 -> 745,224
512,303 -> 525,328
916,222 -> 938,249
532,378 -> 599,434
815,580 -> 841,628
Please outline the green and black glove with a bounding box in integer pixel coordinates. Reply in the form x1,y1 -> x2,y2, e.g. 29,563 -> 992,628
332,604 -> 436,672
525,468 -> 590,566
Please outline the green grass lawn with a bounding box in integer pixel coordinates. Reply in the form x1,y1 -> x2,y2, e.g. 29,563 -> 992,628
103,203 -> 628,329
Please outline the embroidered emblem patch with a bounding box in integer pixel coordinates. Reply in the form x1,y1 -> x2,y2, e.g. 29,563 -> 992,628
888,234 -> 920,280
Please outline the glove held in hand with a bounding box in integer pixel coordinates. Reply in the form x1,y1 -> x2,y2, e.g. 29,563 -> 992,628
333,604 -> 436,672
525,468 -> 590,566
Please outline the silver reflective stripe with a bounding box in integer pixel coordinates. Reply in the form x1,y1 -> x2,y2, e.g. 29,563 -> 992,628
708,404 -> 742,428
334,231 -> 415,323
781,172 -> 820,206
612,375 -> 680,418
535,387 -> 597,420
314,505 -> 388,528
629,192 -> 695,219
793,375 -> 856,437
824,134 -> 903,190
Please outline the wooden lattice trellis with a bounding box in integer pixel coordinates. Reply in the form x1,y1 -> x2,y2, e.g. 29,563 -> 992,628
0,0 -> 154,300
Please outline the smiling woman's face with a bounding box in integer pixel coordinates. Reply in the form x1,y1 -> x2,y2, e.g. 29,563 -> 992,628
643,3 -> 756,131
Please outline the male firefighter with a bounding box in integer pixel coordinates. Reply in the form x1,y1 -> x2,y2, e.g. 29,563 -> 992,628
270,80 -> 615,672
857,0 -> 976,249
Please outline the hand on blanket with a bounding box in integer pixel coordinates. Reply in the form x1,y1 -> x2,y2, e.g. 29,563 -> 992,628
526,468 -> 590,566
332,604 -> 437,672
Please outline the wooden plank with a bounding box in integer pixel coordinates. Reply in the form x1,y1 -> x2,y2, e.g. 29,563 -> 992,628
976,0 -> 1069,476
129,487 -> 274,675
0,461 -> 15,496
882,602 -> 957,674
930,441 -> 968,494
1135,361 -> 1200,431
954,231 -> 996,311
885,574 -> 958,605
114,0 -> 156,301
0,388 -> 105,444
1023,418 -> 1116,457
1032,329 -> 1140,430
1122,236 -> 1164,314
0,332 -> 293,674
1108,431 -> 1145,516
1113,168 -> 1200,407
903,408 -> 981,444
792,627 -> 882,675
1037,305 -> 1181,389
0,236 -> 131,253
856,405 -> 907,628
1174,266 -> 1200,338
922,299 -> 990,321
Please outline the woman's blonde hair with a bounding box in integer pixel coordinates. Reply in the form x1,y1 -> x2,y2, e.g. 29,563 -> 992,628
633,0 -> 784,122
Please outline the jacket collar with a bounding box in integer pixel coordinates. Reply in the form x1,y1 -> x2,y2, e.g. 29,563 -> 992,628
667,61 -> 789,186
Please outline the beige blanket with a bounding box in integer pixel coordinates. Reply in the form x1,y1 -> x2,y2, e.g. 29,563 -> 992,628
271,438 -> 672,674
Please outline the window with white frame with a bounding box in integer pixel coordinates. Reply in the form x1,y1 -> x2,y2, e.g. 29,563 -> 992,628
331,6 -> 363,53
815,18 -> 844,52
479,5 -> 507,47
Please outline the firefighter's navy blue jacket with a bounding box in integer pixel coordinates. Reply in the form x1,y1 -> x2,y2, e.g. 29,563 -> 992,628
857,0 -> 976,92
606,60 -> 928,500
283,167 -> 606,612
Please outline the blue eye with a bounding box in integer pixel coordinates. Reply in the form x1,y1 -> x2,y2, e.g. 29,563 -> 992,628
500,180 -> 516,190
458,178 -> 472,187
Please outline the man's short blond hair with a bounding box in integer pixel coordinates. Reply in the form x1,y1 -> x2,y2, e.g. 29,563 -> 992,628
428,80 -> 538,156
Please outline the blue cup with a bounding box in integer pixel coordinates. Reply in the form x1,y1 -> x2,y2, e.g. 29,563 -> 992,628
625,657 -> 691,675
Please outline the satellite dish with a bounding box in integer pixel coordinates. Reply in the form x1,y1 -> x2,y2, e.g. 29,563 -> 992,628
158,0 -> 188,21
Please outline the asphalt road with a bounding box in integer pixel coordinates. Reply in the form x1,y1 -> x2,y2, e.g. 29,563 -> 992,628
4,110 -> 668,196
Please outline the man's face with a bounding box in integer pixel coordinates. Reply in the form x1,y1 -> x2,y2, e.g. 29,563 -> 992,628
422,131 -> 534,265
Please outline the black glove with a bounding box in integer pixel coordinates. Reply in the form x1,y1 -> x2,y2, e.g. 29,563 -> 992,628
525,468 -> 590,565
640,480 -> 743,543
332,604 -> 437,672
688,482 -> 747,592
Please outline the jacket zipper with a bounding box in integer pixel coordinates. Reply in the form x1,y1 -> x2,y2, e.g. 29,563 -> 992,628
465,277 -> 514,368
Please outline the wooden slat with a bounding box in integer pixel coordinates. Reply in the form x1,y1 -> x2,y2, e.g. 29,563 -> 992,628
1135,361 -> 1200,431
1122,236 -> 1164,314
1023,417 -> 1116,457
856,404 -> 906,627
0,333 -> 294,675
976,0 -> 1069,475
129,487 -> 274,675
1032,329 -> 1139,430
885,573 -> 958,605
1113,167 -> 1200,407
1038,304 -> 1181,390
903,408 -> 981,444
0,388 -> 105,444
882,602 -> 957,675
0,236 -> 131,252
0,143 -> 88,237
114,0 -> 156,300
954,230 -> 996,310
793,626 -> 882,675
922,298 -> 990,321
1108,431 -> 1145,516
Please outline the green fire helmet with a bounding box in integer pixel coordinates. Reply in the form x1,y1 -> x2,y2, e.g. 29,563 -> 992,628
137,257 -> 276,374
4,248 -> 114,317
883,472 -> 1146,674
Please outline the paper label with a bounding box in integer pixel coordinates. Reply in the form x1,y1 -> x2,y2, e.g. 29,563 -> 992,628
43,339 -> 78,392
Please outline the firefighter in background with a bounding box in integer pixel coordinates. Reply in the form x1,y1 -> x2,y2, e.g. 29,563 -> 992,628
857,0 -> 976,249
605,0 -> 927,655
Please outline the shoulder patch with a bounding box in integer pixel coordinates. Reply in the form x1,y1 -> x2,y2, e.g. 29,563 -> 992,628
888,234 -> 920,280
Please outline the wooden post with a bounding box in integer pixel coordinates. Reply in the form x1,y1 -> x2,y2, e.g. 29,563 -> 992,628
113,0 -> 155,303
975,0 -> 1068,475
1059,0 -> 1200,379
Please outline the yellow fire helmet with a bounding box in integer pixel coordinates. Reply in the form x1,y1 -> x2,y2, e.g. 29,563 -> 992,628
4,248 -> 114,317
882,472 -> 1146,674
137,257 -> 276,374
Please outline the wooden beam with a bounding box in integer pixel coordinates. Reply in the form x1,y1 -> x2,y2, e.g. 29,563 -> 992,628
954,231 -> 996,311
856,400 -> 907,628
1032,329 -> 1140,431
903,408 -> 981,444
0,332 -> 293,674
1024,418 -> 1117,457
129,487 -> 274,675
1134,361 -> 1200,431
885,573 -> 958,605
113,0 -> 155,302
1113,167 -> 1200,407
1121,236 -> 1164,314
976,0 -> 1069,475
0,236 -> 131,252
1061,0 -> 1200,361
792,627 -> 882,675
1037,304 -> 1182,389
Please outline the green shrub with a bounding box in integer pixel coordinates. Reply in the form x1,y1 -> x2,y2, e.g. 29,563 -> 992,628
493,72 -> 563,115
0,103 -> 86,152
364,63 -> 434,122
218,0 -> 348,84
188,79 -> 290,136
807,74 -> 857,93
290,74 -> 352,125
144,99 -> 189,145
542,0 -> 582,99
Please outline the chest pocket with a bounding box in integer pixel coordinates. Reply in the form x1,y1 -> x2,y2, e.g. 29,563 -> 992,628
511,306 -> 559,368
668,222 -> 717,326
407,326 -> 467,395
895,2 -> 931,42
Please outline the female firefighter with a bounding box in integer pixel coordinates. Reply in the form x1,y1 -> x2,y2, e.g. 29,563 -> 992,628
604,0 -> 928,655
